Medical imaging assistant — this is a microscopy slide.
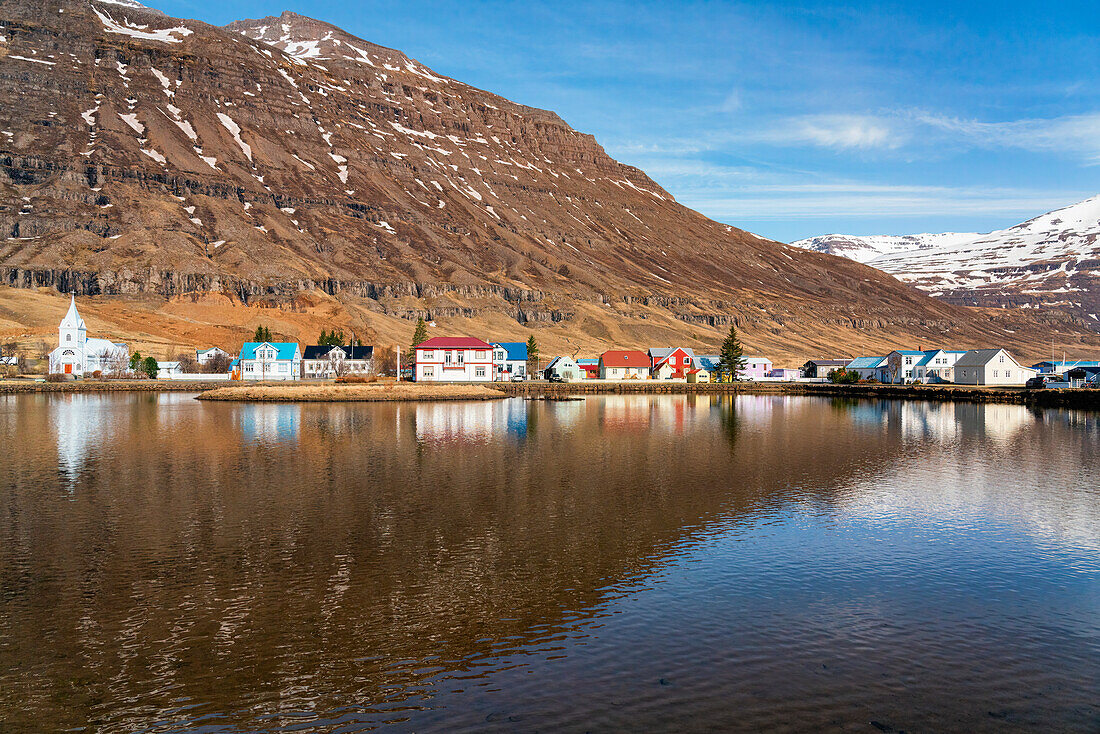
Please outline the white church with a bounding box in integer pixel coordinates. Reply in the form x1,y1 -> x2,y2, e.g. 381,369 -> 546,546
48,295 -> 130,376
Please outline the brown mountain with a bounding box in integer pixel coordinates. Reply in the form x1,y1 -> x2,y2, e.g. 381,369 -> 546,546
0,0 -> 1096,362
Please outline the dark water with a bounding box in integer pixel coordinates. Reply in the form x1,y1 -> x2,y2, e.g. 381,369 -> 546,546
1,394 -> 1098,732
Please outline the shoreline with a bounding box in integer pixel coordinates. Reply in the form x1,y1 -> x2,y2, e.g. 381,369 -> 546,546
495,381 -> 1100,408
194,383 -> 507,402
2,379 -> 1098,408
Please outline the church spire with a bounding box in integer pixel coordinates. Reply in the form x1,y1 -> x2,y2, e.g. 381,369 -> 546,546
60,293 -> 86,331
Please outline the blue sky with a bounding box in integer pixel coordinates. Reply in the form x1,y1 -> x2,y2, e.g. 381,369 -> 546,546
159,0 -> 1099,242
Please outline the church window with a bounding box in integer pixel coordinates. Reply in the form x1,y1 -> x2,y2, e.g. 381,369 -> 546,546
66,334 -> 71,342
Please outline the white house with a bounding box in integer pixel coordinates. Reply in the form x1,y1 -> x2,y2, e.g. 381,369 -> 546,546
883,349 -> 968,384
48,295 -> 129,376
491,342 -> 528,380
156,361 -> 182,377
233,342 -> 302,381
302,345 -> 374,378
545,355 -> 581,381
415,336 -> 495,381
197,347 -> 231,366
953,349 -> 1037,386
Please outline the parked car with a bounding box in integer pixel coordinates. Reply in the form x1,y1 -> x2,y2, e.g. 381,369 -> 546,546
1026,375 -> 1071,389
510,373 -> 526,382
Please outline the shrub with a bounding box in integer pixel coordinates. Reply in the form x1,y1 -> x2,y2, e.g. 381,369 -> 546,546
91,370 -> 103,379
46,373 -> 68,382
336,374 -> 379,384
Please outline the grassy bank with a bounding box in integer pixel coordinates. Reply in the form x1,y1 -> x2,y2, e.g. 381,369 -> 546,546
0,379 -> 233,394
195,382 -> 507,402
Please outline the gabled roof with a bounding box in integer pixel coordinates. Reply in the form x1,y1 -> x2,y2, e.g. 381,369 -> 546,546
546,355 -> 578,369
846,356 -> 886,370
743,356 -> 773,364
416,336 -> 493,349
197,347 -> 227,355
1033,359 -> 1100,369
576,358 -> 599,365
600,350 -> 649,368
648,347 -> 695,362
891,350 -> 927,357
492,341 -> 528,361
954,348 -> 1015,367
302,345 -> 374,360
240,342 -> 300,360
804,359 -> 849,367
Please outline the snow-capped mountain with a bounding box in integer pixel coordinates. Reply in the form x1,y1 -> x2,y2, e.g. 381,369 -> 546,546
793,196 -> 1100,321
791,232 -> 980,264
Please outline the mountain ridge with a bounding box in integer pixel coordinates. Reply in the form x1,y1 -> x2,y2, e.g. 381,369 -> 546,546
791,195 -> 1100,322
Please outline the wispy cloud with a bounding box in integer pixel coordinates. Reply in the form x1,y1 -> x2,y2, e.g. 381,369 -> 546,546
756,113 -> 906,150
914,111 -> 1100,161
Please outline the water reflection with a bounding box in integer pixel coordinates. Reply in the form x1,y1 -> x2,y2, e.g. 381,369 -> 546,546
0,394 -> 1097,732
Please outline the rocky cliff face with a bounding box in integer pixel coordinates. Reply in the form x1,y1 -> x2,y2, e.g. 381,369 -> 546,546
0,0 -> 1096,355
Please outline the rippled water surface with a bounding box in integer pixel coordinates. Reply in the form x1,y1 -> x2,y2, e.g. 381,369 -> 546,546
1,393 -> 1098,732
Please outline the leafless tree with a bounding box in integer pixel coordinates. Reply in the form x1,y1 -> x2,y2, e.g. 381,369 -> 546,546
204,353 -> 232,373
176,353 -> 200,373
375,345 -> 397,376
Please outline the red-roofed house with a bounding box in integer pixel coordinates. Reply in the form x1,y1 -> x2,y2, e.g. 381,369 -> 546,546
415,336 -> 495,381
599,350 -> 650,380
649,347 -> 695,379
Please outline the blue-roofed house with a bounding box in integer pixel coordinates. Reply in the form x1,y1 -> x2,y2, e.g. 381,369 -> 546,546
491,341 -> 528,380
234,342 -> 302,381
845,356 -> 886,381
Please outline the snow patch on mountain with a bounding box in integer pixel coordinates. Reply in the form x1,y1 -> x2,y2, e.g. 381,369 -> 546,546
791,231 -> 981,263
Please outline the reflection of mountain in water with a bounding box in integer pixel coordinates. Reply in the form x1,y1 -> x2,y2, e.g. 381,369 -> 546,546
0,394 -> 1096,730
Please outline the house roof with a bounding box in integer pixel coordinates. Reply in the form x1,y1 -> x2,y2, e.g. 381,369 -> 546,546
492,342 -> 528,361
648,347 -> 695,362
197,347 -> 226,355
1033,359 -> 1100,369
302,345 -> 374,360
240,342 -> 300,360
600,350 -> 650,368
847,356 -> 886,370
416,336 -> 493,349
546,355 -> 578,369
693,356 -> 721,372
804,359 -> 849,367
954,348 -> 1015,367
576,358 -> 599,365
743,356 -> 773,364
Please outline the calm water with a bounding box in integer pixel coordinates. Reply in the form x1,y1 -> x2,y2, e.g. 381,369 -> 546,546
1,393 -> 1098,732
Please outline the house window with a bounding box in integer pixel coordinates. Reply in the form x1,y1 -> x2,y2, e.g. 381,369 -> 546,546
999,356 -> 1005,363
423,350 -> 434,359
457,351 -> 464,365
423,366 -> 434,377
245,363 -> 254,372
905,356 -> 913,365
66,334 -> 72,342
475,366 -> 486,377
445,351 -> 452,364
279,364 -> 287,373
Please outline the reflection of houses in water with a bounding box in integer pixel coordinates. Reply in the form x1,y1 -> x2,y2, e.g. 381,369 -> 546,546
414,399 -> 528,443
235,404 -> 301,443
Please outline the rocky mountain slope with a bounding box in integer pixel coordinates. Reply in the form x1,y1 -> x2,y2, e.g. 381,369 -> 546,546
793,196 -> 1100,323
1,0 -> 1097,359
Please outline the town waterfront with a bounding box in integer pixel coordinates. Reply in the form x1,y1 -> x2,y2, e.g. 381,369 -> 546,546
1,393 -> 1098,732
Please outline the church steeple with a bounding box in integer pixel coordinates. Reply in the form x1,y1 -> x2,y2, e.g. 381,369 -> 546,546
59,293 -> 86,346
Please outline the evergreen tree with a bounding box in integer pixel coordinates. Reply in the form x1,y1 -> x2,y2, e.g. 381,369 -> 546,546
319,329 -> 329,345
142,355 -> 159,379
526,335 -> 540,376
129,352 -> 142,372
717,323 -> 746,382
253,325 -> 272,342
407,317 -> 428,364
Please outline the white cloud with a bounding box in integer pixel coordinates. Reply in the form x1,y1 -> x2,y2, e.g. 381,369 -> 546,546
758,113 -> 905,150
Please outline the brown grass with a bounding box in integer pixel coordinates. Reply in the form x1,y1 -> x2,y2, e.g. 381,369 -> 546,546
195,382 -> 507,402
